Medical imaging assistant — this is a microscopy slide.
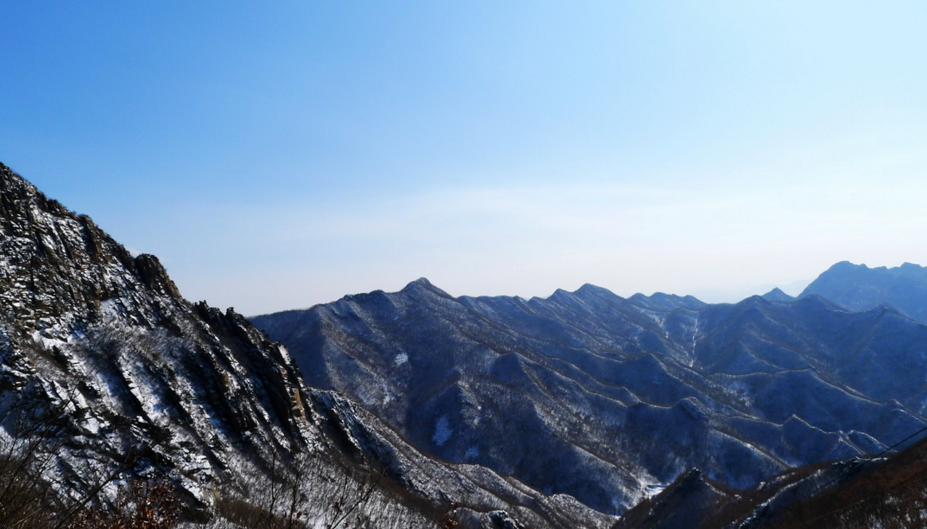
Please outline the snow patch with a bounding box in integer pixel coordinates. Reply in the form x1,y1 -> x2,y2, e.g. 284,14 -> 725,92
644,483 -> 666,499
433,415 -> 453,446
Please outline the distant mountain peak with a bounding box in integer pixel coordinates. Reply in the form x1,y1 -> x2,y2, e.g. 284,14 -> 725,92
762,288 -> 794,302
399,276 -> 454,299
627,292 -> 706,311
574,283 -> 622,300
831,260 -> 860,269
407,277 -> 434,288
800,261 -> 927,323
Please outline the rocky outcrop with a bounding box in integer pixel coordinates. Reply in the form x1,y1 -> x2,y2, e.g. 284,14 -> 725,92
0,163 -> 315,499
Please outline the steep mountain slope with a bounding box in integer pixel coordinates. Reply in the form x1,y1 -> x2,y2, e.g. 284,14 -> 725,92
0,162 -> 313,498
759,430 -> 927,528
614,432 -> 927,528
801,261 -> 927,323
0,162 -> 613,528
253,279 -> 927,515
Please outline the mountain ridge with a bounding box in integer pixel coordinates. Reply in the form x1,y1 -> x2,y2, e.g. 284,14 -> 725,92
252,273 -> 927,515
800,260 -> 927,323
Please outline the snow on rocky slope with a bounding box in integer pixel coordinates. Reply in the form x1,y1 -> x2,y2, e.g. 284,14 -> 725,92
253,275 -> 927,516
0,162 -> 613,528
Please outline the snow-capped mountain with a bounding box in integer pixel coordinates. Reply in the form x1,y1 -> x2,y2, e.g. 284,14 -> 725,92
252,277 -> 927,515
0,162 -> 613,528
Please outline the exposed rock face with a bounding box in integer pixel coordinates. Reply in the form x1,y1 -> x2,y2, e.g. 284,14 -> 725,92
0,161 -> 316,496
0,162 -> 613,528
253,277 -> 927,515
801,260 -> 927,323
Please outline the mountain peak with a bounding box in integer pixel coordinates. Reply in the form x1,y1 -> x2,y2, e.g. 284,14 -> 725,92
831,260 -> 862,269
0,161 -> 33,191
801,261 -> 927,322
0,161 -> 324,520
406,277 -> 434,289
1,163 -> 70,220
400,277 -> 454,298
762,287 -> 794,302
574,283 -> 621,300
627,292 -> 706,311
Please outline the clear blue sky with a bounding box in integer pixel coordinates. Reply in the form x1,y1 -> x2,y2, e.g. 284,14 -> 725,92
3,1 -> 927,315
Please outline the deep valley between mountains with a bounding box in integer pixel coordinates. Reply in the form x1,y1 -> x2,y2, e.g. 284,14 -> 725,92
2,161 -> 927,528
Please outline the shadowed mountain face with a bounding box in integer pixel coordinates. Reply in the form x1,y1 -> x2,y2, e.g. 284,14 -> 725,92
0,163 -> 614,528
253,279 -> 927,515
801,261 -> 927,323
614,431 -> 927,529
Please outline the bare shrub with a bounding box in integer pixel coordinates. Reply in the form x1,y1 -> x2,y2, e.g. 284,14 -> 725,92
66,479 -> 181,529
0,392 -> 69,529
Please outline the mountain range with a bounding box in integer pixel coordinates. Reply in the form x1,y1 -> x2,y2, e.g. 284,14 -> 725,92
252,266 -> 927,520
4,159 -> 927,527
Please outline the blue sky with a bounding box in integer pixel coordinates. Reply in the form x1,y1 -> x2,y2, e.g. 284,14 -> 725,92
2,2 -> 927,315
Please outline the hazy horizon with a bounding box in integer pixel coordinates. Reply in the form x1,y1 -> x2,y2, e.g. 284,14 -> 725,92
3,2 -> 926,315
